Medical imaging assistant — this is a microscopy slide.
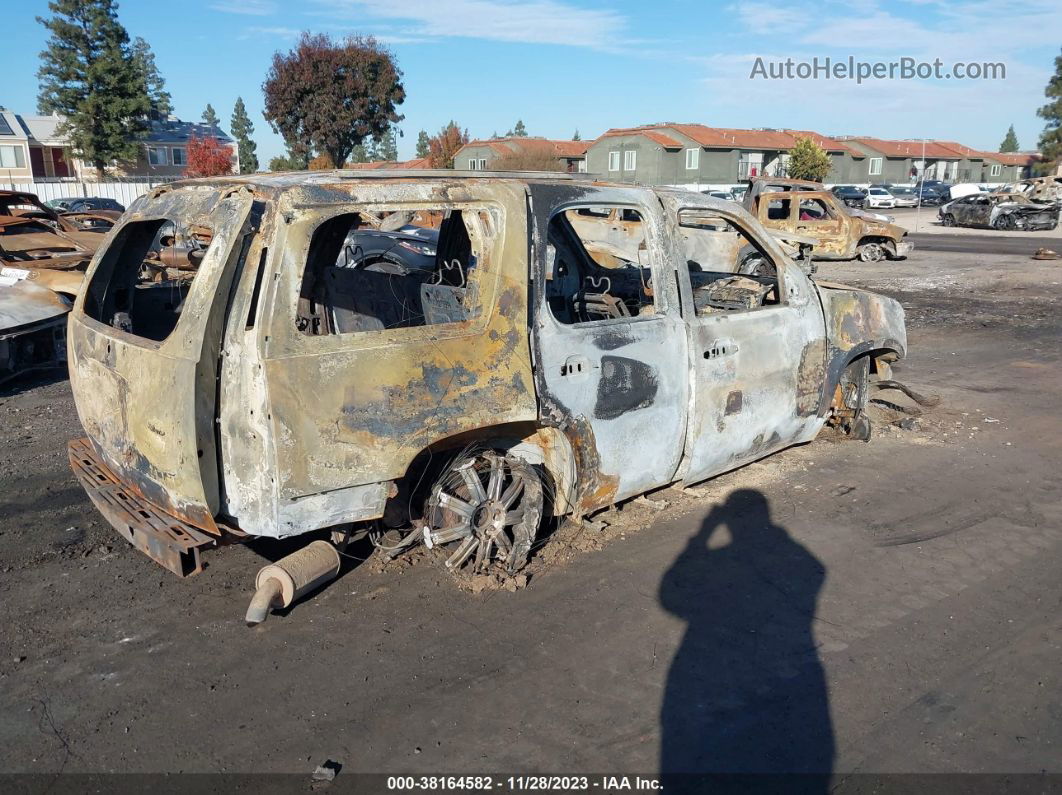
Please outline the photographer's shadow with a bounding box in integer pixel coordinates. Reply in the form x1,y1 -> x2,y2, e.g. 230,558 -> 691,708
659,489 -> 834,787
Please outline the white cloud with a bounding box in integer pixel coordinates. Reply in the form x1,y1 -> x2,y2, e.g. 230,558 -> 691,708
309,0 -> 629,48
210,0 -> 277,14
240,26 -> 301,40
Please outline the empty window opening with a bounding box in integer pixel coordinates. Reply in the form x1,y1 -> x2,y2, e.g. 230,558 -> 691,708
297,207 -> 492,336
83,218 -> 214,341
546,206 -> 654,324
677,208 -> 781,315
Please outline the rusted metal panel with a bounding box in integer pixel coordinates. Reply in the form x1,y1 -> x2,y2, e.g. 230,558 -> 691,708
68,185 -> 256,533
68,438 -> 216,577
227,180 -> 539,536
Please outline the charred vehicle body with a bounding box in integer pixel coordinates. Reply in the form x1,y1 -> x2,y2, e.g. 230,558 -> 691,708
67,172 -> 909,580
939,192 -> 1060,231
0,191 -> 110,382
744,178 -> 912,263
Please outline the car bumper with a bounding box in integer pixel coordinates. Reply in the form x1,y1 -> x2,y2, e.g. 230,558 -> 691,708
68,438 -> 218,577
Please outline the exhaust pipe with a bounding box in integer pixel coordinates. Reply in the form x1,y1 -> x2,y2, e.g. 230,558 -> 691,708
245,540 -> 341,626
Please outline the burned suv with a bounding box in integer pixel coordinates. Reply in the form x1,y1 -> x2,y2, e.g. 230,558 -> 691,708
68,172 -> 907,579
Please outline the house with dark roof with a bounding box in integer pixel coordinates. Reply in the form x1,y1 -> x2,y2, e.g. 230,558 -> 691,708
120,118 -> 237,177
0,109 -> 237,182
584,123 -> 865,187
454,137 -> 590,173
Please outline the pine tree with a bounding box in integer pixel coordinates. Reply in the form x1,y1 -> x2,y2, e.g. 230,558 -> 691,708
999,125 -> 1019,153
36,0 -> 151,179
512,119 -> 527,137
415,130 -> 430,158
202,103 -> 220,128
348,143 -> 369,164
1037,49 -> 1062,167
130,36 -> 170,120
374,125 -> 399,161
573,129 -> 581,141
230,97 -> 258,174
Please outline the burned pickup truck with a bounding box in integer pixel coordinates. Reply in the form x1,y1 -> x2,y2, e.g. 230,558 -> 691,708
67,171 -> 908,591
744,178 -> 912,263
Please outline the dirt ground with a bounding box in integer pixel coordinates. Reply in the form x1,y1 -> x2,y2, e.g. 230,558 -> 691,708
1,240 -> 1060,785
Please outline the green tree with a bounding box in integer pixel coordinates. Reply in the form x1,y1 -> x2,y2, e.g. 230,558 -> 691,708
415,129 -> 430,158
999,124 -> 1019,153
348,143 -> 369,164
511,119 -> 527,137
36,0 -> 151,179
131,36 -> 170,120
202,103 -> 219,128
785,136 -> 832,182
573,129 -> 581,141
268,149 -> 307,171
230,96 -> 258,173
263,32 -> 405,170
1037,48 -> 1062,167
372,125 -> 399,161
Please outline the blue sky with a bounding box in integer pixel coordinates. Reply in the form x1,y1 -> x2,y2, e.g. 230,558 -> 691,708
3,0 -> 1060,164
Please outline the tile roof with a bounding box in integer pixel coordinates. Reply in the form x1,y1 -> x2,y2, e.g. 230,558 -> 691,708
845,137 -> 962,159
458,137 -> 590,159
599,123 -> 856,153
988,151 -> 1040,166
343,157 -> 432,170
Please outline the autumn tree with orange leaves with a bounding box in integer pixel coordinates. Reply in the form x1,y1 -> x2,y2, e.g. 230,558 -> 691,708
427,121 -> 470,169
184,135 -> 233,177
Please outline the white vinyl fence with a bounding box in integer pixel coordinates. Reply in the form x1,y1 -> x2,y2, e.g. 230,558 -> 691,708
0,177 -> 177,207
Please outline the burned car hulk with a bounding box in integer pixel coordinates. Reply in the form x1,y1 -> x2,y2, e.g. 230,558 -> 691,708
67,171 -> 909,583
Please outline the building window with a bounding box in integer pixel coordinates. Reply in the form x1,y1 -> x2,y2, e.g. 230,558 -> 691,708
479,159 -> 487,170
0,144 -> 26,169
171,147 -> 186,166
685,148 -> 699,170
623,150 -> 636,171
146,146 -> 167,166
608,151 -> 620,172
577,160 -> 587,173
868,157 -> 882,176
990,163 -> 1001,177
468,158 -> 479,170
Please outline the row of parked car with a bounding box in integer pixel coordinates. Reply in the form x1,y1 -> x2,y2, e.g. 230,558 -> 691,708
830,182 -> 955,209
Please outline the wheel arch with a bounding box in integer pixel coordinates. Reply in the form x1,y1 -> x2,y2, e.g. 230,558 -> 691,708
409,421 -> 578,516
819,341 -> 905,416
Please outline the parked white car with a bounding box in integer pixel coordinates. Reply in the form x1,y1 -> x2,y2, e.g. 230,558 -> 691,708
863,186 -> 896,209
886,185 -> 919,208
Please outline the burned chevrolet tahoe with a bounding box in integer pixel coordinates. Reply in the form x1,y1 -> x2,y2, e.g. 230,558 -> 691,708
67,172 -> 907,582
